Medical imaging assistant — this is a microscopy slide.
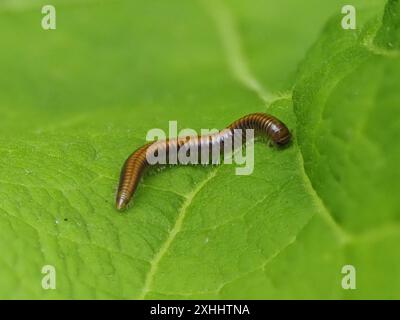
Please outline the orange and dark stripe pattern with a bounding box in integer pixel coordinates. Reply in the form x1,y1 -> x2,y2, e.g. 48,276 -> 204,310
116,113 -> 291,211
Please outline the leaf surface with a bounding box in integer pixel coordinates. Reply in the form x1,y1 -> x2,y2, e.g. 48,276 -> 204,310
0,0 -> 398,299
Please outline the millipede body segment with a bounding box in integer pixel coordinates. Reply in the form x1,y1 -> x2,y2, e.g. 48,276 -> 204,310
116,113 -> 291,211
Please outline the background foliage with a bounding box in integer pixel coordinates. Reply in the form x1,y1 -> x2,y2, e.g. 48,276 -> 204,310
0,0 -> 398,299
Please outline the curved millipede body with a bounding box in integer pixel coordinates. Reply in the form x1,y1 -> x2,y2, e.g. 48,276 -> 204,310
116,113 -> 291,211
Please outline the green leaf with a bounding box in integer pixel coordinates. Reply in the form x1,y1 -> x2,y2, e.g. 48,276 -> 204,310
294,0 -> 400,298
0,0 -> 398,299
375,0 -> 400,50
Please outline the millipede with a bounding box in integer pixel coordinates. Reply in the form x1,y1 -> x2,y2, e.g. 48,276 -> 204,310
116,112 -> 291,211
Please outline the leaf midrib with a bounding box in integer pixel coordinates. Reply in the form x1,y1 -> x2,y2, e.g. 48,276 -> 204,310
137,167 -> 220,299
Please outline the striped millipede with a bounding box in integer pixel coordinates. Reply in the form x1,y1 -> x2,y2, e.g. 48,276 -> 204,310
116,113 -> 291,211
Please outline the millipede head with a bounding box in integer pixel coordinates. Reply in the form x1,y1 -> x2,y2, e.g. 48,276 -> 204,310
275,131 -> 292,146
270,123 -> 292,147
